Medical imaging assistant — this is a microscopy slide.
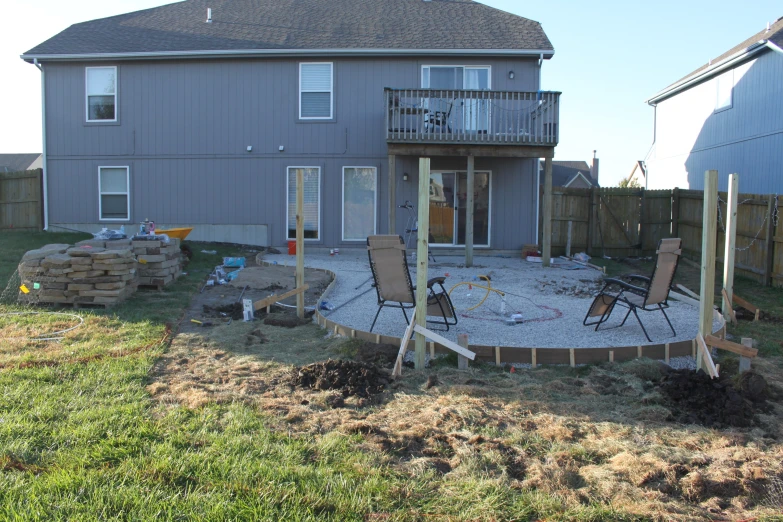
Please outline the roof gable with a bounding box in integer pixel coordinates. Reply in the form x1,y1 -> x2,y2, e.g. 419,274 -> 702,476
23,0 -> 554,59
0,154 -> 42,173
539,160 -> 597,187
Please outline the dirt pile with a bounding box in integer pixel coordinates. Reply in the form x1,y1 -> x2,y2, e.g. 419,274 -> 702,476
658,369 -> 772,428
264,314 -> 311,328
290,359 -> 390,398
202,303 -> 244,320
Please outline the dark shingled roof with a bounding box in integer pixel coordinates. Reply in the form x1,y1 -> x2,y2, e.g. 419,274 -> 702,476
23,0 -> 553,58
0,154 -> 42,173
539,160 -> 597,187
660,16 -> 783,94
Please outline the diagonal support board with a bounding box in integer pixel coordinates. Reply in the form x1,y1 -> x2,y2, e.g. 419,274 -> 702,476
413,325 -> 476,361
695,333 -> 719,379
721,288 -> 737,325
393,307 -> 418,377
254,285 -> 309,311
705,334 -> 758,358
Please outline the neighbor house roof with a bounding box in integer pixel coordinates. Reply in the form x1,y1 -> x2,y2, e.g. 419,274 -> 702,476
22,0 -> 554,62
539,160 -> 597,187
0,154 -> 42,173
648,16 -> 783,104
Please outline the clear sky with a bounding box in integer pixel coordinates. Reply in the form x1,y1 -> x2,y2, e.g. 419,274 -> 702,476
1,0 -> 780,185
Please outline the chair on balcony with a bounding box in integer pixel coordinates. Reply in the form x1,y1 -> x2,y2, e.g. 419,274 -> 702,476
583,238 -> 682,342
424,98 -> 454,133
367,235 -> 457,332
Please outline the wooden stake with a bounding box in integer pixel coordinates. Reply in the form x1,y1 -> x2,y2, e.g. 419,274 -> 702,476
609,350 -> 614,363
665,343 -> 670,364
415,158 -> 431,370
495,346 -> 501,366
542,155 -> 553,267
699,170 -> 718,364
569,348 -> 575,368
465,155 -> 475,268
637,346 -> 642,359
531,348 -> 537,368
722,173 -> 739,321
457,334 -> 470,370
429,341 -> 435,359
295,168 -> 305,319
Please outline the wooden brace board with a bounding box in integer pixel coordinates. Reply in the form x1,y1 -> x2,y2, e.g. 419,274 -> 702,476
254,285 -> 309,311
695,334 -> 719,379
393,307 -> 418,377
721,288 -> 738,324
705,334 -> 758,358
732,293 -> 760,321
413,325 -> 477,361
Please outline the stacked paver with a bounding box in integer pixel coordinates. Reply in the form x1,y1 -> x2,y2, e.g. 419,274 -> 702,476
18,241 -> 139,307
132,237 -> 183,288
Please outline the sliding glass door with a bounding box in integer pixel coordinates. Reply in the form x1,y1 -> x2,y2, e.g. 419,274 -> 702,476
421,66 -> 491,134
428,171 -> 491,247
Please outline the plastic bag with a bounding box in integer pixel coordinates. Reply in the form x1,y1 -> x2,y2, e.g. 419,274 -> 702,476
223,257 -> 246,268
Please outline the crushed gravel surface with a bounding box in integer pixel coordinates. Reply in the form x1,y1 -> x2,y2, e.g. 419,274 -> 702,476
262,251 -> 720,350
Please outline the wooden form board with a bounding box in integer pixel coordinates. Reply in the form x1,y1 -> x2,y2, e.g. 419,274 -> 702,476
253,285 -> 309,311
695,334 -> 719,379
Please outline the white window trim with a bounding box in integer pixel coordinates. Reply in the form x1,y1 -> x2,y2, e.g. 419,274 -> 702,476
98,166 -> 130,222
341,166 -> 378,241
286,166 -> 321,241
428,169 -> 492,248
85,66 -> 118,123
420,65 -> 492,89
564,172 -> 593,188
714,70 -> 734,113
299,62 -> 333,120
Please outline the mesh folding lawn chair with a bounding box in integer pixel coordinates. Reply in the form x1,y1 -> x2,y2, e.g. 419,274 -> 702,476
367,235 -> 457,332
583,238 -> 682,342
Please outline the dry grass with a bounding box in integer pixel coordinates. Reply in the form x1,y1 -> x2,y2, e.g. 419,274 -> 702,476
149,318 -> 783,521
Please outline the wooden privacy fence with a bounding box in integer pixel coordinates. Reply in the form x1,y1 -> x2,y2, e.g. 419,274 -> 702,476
0,169 -> 43,231
540,186 -> 782,287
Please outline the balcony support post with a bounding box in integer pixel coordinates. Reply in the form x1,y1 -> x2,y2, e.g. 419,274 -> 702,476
465,155 -> 475,267
388,154 -> 397,234
542,155 -> 553,267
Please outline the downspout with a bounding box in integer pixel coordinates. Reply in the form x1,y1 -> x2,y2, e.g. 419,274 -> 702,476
33,58 -> 48,231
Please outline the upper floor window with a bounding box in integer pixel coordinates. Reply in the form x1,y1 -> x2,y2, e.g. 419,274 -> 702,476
421,66 -> 491,90
715,69 -> 733,112
299,63 -> 333,119
86,66 -> 117,122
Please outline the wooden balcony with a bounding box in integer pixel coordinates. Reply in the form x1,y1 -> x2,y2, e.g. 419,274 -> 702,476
385,88 -> 560,149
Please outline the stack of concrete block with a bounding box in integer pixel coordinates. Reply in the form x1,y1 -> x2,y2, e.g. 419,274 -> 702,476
132,237 -> 183,288
17,241 -> 138,307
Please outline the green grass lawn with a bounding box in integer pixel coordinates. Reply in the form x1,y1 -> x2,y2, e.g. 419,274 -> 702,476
0,231 -> 781,521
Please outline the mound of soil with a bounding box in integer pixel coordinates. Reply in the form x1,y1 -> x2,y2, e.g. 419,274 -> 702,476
202,303 -> 244,320
290,359 -> 390,398
658,369 -> 771,428
263,314 -> 311,328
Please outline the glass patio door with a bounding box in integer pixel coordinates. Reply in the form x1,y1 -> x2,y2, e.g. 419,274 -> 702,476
422,66 -> 491,134
428,171 -> 490,246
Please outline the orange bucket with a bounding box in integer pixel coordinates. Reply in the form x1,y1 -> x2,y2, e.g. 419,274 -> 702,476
288,240 -> 296,255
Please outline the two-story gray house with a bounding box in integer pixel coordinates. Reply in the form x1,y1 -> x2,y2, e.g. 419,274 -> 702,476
23,0 -> 560,251
645,17 -> 783,193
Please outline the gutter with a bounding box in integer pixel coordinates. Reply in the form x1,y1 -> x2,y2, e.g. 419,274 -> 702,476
646,41 -> 769,105
21,47 -> 555,63
33,58 -> 48,231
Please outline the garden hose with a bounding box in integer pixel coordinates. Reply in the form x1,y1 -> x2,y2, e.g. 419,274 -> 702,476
448,275 -> 505,312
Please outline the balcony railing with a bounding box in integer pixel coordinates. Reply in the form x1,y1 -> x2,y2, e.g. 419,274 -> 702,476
385,88 -> 560,146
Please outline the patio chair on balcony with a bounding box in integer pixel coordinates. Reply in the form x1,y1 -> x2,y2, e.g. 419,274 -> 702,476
367,235 -> 457,332
424,98 -> 454,133
583,238 -> 682,342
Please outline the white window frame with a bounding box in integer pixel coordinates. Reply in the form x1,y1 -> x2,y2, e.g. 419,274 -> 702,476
299,62 -> 333,120
715,69 -> 734,113
341,166 -> 378,241
85,66 -> 118,122
286,166 -> 321,241
98,166 -> 130,222
421,65 -> 492,89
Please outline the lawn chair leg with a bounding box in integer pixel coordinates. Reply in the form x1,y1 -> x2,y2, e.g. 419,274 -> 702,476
631,308 -> 653,342
618,307 -> 632,327
659,304 -> 676,336
401,306 -> 410,326
370,306 -> 383,332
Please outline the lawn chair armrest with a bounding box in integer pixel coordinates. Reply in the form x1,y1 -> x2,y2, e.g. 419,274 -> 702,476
603,278 -> 648,296
427,276 -> 446,288
625,274 -> 651,284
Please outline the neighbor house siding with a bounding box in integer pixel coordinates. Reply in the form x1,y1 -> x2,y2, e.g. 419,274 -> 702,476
43,55 -> 541,247
647,50 -> 783,193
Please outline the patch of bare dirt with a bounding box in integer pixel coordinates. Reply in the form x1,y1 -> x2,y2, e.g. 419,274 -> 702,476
264,314 -> 311,328
290,359 -> 390,399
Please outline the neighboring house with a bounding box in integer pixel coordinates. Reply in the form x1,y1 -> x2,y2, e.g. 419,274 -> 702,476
539,160 -> 599,189
0,154 -> 42,173
645,17 -> 783,193
23,0 -> 559,249
623,161 -> 646,188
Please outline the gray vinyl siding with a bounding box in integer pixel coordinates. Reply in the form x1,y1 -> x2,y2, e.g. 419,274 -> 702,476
647,50 -> 783,193
43,56 -> 541,248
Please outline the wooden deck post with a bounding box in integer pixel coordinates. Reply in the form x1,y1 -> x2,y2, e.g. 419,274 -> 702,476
296,168 -> 305,319
698,170 -> 719,370
465,155 -> 475,267
764,193 -> 776,286
388,154 -> 396,234
722,173 -> 738,322
415,158 -> 431,370
542,155 -> 553,267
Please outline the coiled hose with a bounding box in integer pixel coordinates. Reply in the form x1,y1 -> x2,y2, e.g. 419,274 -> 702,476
448,275 -> 505,312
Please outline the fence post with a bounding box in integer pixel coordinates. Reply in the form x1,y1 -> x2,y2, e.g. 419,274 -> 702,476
638,188 -> 646,253
764,194 -> 776,286
671,187 -> 680,238
586,187 -> 596,256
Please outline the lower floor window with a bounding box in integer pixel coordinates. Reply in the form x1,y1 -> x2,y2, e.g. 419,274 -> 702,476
99,166 -> 129,220
287,167 -> 320,240
342,167 -> 377,240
